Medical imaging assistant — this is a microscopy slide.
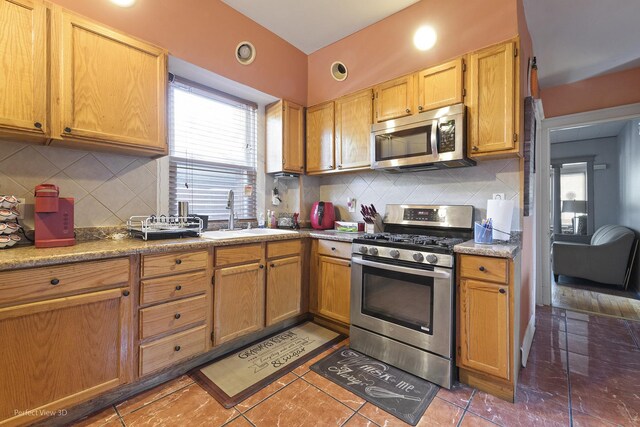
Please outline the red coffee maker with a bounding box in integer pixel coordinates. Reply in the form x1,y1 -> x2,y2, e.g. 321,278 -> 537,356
34,184 -> 75,248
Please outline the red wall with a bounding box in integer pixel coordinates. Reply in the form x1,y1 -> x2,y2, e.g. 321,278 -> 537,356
541,66 -> 640,118
49,0 -> 308,105
307,0 -> 519,106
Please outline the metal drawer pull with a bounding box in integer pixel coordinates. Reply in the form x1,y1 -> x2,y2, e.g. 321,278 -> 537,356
123,290 -> 130,297
174,313 -> 181,319
174,345 -> 181,352
175,285 -> 182,291
478,266 -> 485,271
50,278 -> 60,285
175,259 -> 182,265
499,288 -> 506,294
270,263 -> 275,268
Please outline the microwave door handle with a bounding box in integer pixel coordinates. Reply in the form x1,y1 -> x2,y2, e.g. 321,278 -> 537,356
431,120 -> 439,160
352,257 -> 451,280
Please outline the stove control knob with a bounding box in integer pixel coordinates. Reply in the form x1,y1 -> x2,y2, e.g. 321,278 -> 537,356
369,247 -> 379,256
389,249 -> 400,259
359,246 -> 369,254
426,254 -> 438,264
413,252 -> 424,262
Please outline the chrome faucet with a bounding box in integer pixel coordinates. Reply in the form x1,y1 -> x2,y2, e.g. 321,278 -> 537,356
226,189 -> 235,230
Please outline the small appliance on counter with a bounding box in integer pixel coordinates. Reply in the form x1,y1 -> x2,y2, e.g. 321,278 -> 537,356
310,201 -> 335,230
34,184 -> 75,248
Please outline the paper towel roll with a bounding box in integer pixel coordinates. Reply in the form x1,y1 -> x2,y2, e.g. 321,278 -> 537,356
487,199 -> 514,241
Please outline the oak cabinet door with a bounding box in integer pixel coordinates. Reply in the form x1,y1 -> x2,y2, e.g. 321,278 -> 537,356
335,89 -> 373,171
213,262 -> 265,345
317,255 -> 351,324
266,100 -> 305,174
374,74 -> 414,122
0,288 -> 132,425
306,101 -> 335,174
467,41 -> 517,156
266,255 -> 302,326
417,58 -> 464,113
56,10 -> 167,152
458,278 -> 510,380
0,0 -> 47,137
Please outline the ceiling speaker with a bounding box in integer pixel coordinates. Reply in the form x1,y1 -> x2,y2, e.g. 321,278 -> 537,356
236,41 -> 256,65
330,61 -> 348,81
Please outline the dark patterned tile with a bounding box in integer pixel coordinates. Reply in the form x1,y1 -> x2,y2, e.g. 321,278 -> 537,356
116,375 -> 194,416
468,387 -> 571,427
71,406 -> 121,427
518,361 -> 569,408
535,315 -> 566,332
343,414 -> 380,427
571,372 -> 640,426
566,311 -> 628,328
571,410 -> 619,427
357,397 -> 463,427
627,320 -> 640,347
436,381 -> 475,408
568,352 -> 640,392
537,305 -> 566,317
459,412 -> 499,426
567,333 -> 640,369
302,370 -> 366,411
234,372 -> 297,413
565,319 -> 636,346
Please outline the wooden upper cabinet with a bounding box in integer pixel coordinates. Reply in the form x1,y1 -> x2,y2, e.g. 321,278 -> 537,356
374,74 -> 414,122
52,9 -> 167,154
306,101 -> 335,174
417,58 -> 464,113
0,0 -> 47,139
266,100 -> 304,174
467,41 -> 517,156
335,88 -> 373,171
0,288 -> 132,426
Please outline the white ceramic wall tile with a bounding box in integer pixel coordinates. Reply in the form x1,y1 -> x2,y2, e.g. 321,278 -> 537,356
318,158 -> 522,230
0,141 -> 159,228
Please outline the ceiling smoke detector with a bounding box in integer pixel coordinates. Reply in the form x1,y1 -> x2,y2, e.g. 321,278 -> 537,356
330,61 -> 348,81
235,41 -> 256,65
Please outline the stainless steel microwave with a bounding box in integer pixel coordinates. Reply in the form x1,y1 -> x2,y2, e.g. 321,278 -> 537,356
370,103 -> 475,171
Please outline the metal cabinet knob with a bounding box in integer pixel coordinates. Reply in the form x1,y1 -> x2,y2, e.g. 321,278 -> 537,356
479,266 -> 485,272
259,264 -> 264,269
331,247 -> 336,251
418,106 -> 423,111
405,108 -> 411,113
472,146 -> 479,151
123,290 -> 130,297
175,259 -> 182,265
499,288 -> 506,294
337,165 -> 342,169
34,122 -> 42,129
174,345 -> 181,352
175,285 -> 182,291
174,313 -> 181,319
64,127 -> 71,133
50,278 -> 60,285
270,263 -> 275,268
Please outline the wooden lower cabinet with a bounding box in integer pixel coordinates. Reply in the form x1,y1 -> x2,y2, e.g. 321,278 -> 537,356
0,288 -> 132,426
266,255 -> 302,326
213,262 -> 265,346
458,279 -> 510,380
317,255 -> 351,324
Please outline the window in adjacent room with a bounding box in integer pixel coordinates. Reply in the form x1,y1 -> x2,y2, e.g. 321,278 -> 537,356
168,75 -> 257,221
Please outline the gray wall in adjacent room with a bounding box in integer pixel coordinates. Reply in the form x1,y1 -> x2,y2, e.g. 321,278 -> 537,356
551,136 -> 620,230
618,120 -> 640,292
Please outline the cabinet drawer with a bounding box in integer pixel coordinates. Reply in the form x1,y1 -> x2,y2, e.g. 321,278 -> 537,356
215,243 -> 262,267
317,239 -> 351,259
0,258 -> 129,307
267,239 -> 301,259
139,325 -> 207,376
142,250 -> 208,278
140,270 -> 208,306
459,255 -> 509,284
140,295 -> 207,340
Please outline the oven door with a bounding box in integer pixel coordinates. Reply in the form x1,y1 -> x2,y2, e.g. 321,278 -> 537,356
350,255 -> 453,358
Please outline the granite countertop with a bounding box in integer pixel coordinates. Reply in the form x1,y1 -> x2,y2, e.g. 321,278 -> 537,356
453,239 -> 521,259
0,229 -> 360,271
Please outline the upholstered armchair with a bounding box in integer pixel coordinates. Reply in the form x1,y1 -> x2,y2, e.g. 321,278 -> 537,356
552,225 -> 636,287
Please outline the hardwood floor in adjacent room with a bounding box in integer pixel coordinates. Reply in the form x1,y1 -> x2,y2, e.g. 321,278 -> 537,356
553,275 -> 640,321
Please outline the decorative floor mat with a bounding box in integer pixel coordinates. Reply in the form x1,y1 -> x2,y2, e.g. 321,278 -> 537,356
310,346 -> 439,425
191,322 -> 345,408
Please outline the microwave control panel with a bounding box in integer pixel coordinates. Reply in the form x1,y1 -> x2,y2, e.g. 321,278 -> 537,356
438,120 -> 456,153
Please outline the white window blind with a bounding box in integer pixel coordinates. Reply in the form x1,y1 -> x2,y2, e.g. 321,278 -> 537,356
168,76 -> 257,221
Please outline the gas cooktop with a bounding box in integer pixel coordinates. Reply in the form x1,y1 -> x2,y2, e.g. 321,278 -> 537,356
358,232 -> 465,250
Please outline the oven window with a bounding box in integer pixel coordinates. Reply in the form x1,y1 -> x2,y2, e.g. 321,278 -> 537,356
375,125 -> 433,161
361,265 -> 434,334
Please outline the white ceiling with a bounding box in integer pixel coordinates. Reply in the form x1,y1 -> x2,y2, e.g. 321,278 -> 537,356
550,119 -> 629,144
221,0 -> 420,54
523,0 -> 640,88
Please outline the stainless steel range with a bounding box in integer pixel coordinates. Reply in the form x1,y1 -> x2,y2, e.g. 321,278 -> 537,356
350,204 -> 474,389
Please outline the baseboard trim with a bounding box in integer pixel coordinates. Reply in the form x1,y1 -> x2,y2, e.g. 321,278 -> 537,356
521,315 -> 536,368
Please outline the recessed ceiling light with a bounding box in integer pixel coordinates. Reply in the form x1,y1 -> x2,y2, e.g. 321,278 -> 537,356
413,25 -> 437,51
110,0 -> 136,7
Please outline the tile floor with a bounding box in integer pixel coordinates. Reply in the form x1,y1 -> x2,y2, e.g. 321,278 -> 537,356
73,306 -> 640,427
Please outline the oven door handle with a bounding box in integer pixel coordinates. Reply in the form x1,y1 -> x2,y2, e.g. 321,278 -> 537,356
352,257 -> 451,279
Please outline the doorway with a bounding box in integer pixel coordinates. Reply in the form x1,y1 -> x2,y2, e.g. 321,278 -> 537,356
536,103 -> 640,320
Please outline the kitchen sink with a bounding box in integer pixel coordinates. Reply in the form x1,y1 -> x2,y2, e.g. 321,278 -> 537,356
200,228 -> 297,240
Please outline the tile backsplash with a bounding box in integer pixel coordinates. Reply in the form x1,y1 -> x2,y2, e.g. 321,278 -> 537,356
319,158 -> 521,229
0,141 -> 157,229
